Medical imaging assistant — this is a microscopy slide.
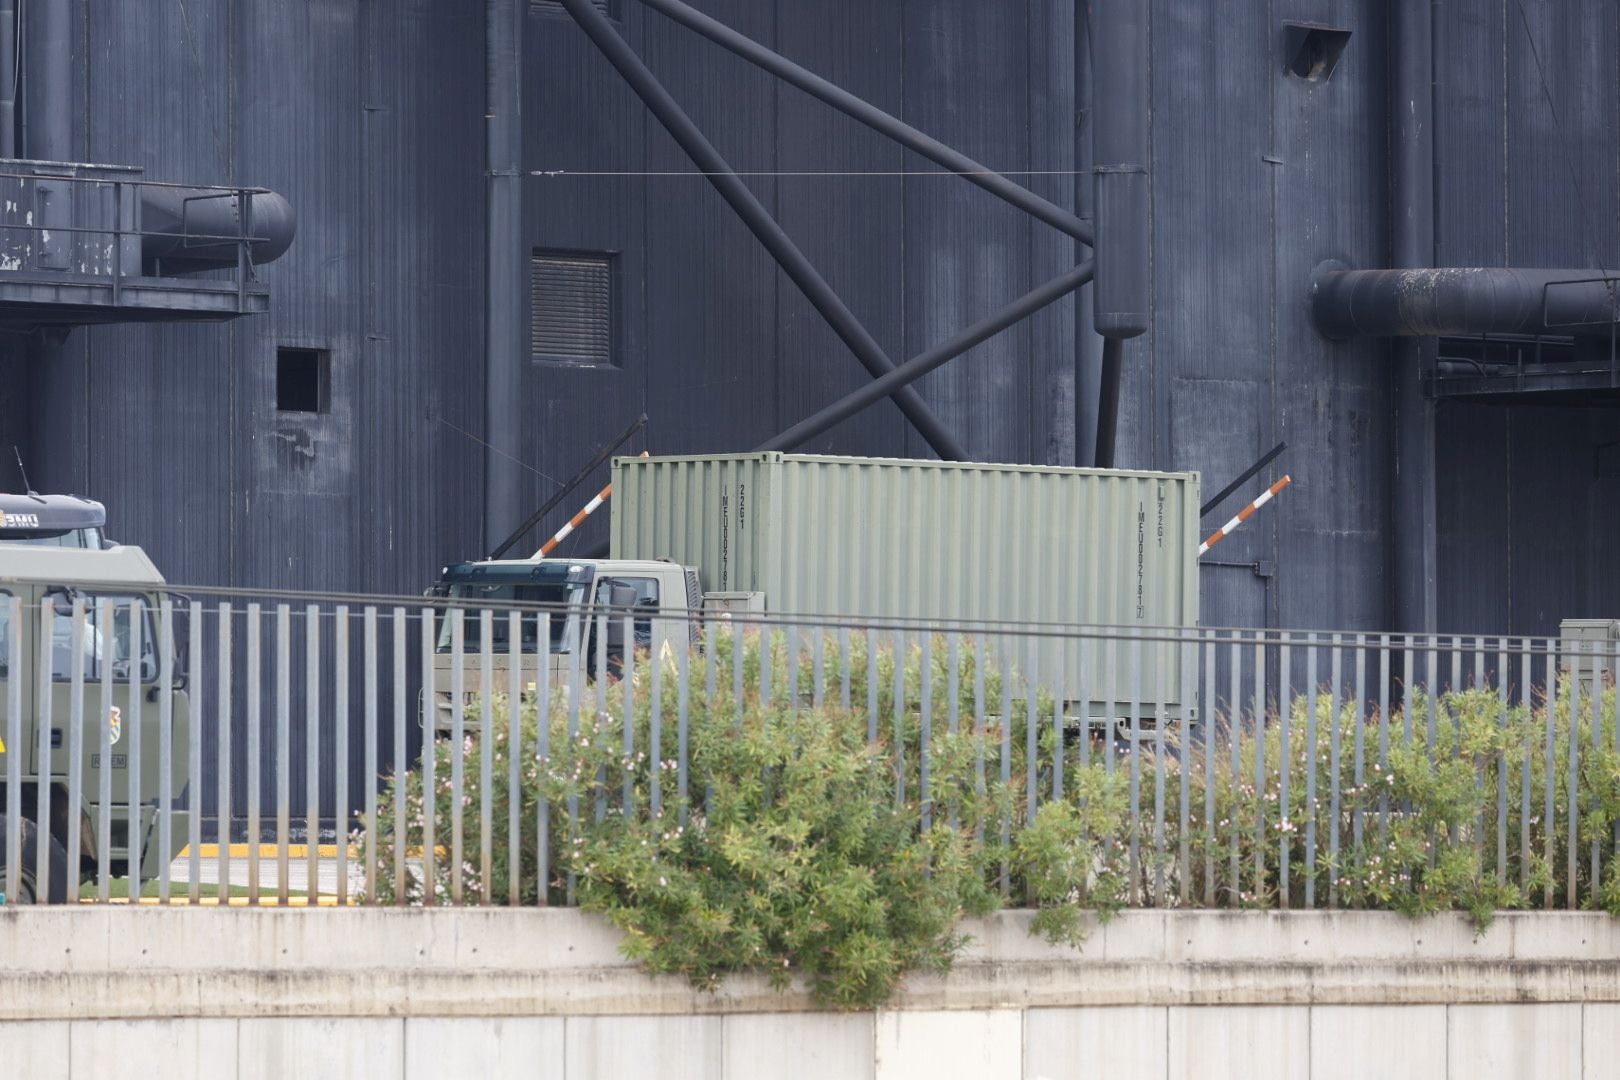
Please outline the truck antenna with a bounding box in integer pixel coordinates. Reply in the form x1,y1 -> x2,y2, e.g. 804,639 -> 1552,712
13,446 -> 37,496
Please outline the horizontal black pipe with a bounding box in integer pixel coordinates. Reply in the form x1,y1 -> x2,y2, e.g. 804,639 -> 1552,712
1314,268 -> 1620,339
140,188 -> 297,271
1201,441 -> 1286,517
487,412 -> 646,561
560,0 -> 965,462
762,261 -> 1095,453
1093,336 -> 1123,468
631,0 -> 1093,246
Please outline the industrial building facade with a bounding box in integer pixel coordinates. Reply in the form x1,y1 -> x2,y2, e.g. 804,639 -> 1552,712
0,0 -> 1615,638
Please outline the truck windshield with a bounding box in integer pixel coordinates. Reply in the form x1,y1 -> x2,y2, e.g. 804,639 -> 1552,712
0,526 -> 103,548
435,577 -> 586,654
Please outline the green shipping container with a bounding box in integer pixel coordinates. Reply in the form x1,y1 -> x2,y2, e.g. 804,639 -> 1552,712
611,453 -> 1201,715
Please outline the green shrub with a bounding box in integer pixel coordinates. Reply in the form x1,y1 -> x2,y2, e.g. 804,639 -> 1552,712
361,630 -> 1620,1005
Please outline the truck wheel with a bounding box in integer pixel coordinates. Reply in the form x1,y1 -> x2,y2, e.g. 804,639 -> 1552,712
0,815 -> 71,904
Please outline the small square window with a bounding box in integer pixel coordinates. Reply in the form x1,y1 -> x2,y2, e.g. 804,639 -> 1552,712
277,348 -> 330,414
532,251 -> 616,366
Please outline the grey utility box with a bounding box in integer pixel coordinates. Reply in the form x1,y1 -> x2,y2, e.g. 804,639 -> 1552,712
1560,619 -> 1620,700
611,452 -> 1201,716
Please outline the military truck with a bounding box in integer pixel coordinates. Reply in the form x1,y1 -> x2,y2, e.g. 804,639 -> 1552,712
0,494 -> 190,902
428,453 -> 1200,731
426,556 -> 700,732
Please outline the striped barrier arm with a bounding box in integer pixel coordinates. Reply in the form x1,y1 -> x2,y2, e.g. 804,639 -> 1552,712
1199,475 -> 1292,556
536,451 -> 649,557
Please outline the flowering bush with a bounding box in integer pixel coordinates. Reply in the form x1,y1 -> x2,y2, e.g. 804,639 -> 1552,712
362,630 -> 1620,1006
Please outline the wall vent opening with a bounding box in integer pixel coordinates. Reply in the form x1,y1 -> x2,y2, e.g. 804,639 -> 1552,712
531,251 -> 616,366
277,348 -> 331,413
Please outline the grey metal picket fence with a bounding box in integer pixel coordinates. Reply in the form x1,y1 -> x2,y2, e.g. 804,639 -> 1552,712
1,581 -> 1616,910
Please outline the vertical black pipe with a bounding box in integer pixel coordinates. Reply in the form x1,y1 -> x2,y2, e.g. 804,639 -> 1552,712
1093,337 -> 1123,468
1089,0 -> 1149,470
1089,0 -> 1149,341
1391,0 -> 1438,633
558,0 -> 965,462
1073,0 -> 1102,465
0,0 -> 16,158
484,0 -> 525,551
22,0 -> 71,160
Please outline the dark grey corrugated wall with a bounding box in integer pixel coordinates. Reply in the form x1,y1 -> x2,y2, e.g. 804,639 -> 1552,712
12,0 -> 1616,633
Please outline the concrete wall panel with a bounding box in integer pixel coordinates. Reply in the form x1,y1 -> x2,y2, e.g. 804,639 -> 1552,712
723,1012 -> 875,1080
1448,1003 -> 1582,1080
237,1018 -> 404,1080
1166,1005 -> 1309,1080
564,1015 -> 723,1079
1023,1005 -> 1167,1080
873,1009 -> 1021,1080
404,1017 -> 564,1079
1309,1006 -> 1446,1080
0,1019 -> 69,1080
70,1019 -> 237,1080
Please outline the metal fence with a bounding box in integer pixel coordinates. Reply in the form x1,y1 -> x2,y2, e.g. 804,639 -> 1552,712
1,581 -> 1616,910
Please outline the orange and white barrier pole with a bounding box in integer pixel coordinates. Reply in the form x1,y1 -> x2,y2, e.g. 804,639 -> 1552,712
535,451 -> 649,558
1199,475 -> 1292,556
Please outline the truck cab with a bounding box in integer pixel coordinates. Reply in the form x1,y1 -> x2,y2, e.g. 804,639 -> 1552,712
426,557 -> 700,733
0,515 -> 191,902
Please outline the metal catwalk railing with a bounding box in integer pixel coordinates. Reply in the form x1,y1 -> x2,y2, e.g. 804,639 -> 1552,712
1,584 -> 1616,910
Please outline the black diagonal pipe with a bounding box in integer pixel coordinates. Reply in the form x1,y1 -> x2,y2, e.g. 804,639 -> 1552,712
559,0 -> 965,462
761,262 -> 1095,453
1093,337 -> 1123,468
487,413 -> 646,561
629,0 -> 1093,246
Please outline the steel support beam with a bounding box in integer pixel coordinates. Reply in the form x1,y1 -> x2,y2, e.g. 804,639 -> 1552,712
560,0 -> 965,461
1391,0 -> 1438,634
484,0 -> 526,552
630,0 -> 1093,246
762,262 -> 1095,453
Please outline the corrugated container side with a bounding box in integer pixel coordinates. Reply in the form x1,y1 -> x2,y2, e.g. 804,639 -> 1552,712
613,454 -> 1200,712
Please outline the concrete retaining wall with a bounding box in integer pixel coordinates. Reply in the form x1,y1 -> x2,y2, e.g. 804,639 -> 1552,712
2,908 -> 1617,1077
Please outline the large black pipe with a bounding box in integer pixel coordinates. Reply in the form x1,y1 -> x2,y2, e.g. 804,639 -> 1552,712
21,0 -> 71,161
1089,0 -> 1150,340
1093,337 -> 1123,468
0,1 -> 16,158
139,188 -> 297,271
559,0 -> 965,462
1073,2 -> 1104,465
761,262 -> 1095,453
485,0 -> 526,550
1314,267 -> 1619,339
630,0 -> 1093,246
1391,0 -> 1438,634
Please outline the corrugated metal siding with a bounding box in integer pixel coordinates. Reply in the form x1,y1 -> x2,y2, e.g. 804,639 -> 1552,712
612,453 -> 1199,705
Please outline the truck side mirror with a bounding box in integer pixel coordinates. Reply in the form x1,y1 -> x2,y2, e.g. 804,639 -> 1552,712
604,583 -> 638,654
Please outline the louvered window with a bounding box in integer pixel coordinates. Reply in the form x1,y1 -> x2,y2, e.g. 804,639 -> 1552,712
531,0 -> 617,18
531,251 -> 615,366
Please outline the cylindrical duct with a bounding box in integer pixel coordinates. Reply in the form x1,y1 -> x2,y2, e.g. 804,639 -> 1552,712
484,0 -> 525,550
1089,0 -> 1150,340
1313,268 -> 1619,340
0,1 -> 17,158
21,0 -> 72,161
139,188 -> 297,271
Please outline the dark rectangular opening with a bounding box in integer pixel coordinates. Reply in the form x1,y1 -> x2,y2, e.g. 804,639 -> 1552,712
277,348 -> 330,413
531,251 -> 616,366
